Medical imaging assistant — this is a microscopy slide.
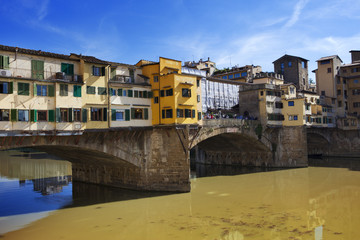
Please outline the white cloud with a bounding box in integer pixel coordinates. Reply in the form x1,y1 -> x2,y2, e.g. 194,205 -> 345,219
283,0 -> 309,28
37,0 -> 49,20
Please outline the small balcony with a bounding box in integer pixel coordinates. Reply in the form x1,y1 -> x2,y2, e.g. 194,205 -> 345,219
110,75 -> 134,83
0,68 -> 83,83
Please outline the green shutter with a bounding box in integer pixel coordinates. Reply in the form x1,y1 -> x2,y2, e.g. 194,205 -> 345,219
125,109 -> 130,121
48,85 -> 54,96
144,108 -> 148,120
131,108 -> 135,119
61,63 -> 67,73
30,109 -> 37,122
11,109 -> 17,121
82,108 -> 87,122
110,88 -> 114,96
0,56 -> 3,69
55,108 -> 61,122
3,56 -> 9,69
8,82 -> 13,94
162,110 -> 165,119
69,64 -> 74,75
33,83 -> 37,96
74,85 -> 81,97
111,109 -> 116,121
48,109 -> 55,122
32,60 -> 44,80
118,88 -> 123,96
103,108 -> 107,121
143,91 -> 147,98
198,111 -> 202,120
160,90 -> 164,97
128,89 -> 133,97
192,110 -> 195,118
68,108 -> 73,122
148,91 -> 153,98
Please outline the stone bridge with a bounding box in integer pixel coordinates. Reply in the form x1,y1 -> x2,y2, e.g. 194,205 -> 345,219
0,119 -> 309,192
307,127 -> 360,156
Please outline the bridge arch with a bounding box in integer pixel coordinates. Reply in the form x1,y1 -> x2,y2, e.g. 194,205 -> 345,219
307,131 -> 331,156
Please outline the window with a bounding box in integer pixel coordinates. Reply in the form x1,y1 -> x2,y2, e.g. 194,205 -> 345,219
154,76 -> 159,82
234,73 -> 240,78
327,68 -> 331,73
302,61 -> 307,68
198,111 -> 202,120
185,109 -> 192,118
337,89 -> 341,95
321,91 -> 325,96
305,104 -> 310,111
197,95 -> 201,102
177,109 -> 184,118
280,63 -> 284,74
288,61 -> 292,67
139,91 -> 143,98
343,79 -> 347,84
123,89 -> 127,96
31,60 -> 44,79
154,96 -> 159,104
98,87 -> 107,95
343,69 -> 347,73
73,108 -> 81,122
117,88 -> 123,96
288,115 -> 298,121
266,101 -> 274,108
353,89 -> 360,95
0,109 -> 9,121
37,110 -> 47,121
290,87 -> 295,94
351,68 -> 360,73
228,75 -> 233,79
275,102 -> 283,108
60,84 -> 68,96
241,72 -> 247,77
165,88 -> 173,96
18,82 -> 29,95
111,109 -> 125,121
37,85 -> 47,96
0,82 -> 10,94
353,102 -> 360,108
354,80 -> 359,84
260,91 -> 263,96
73,85 -> 81,97
182,88 -> 191,97
288,101 -> 294,106
127,89 -> 133,97
162,109 -> 172,119
110,88 -> 116,96
87,86 -> 96,94
18,110 -> 29,122
60,108 -> 69,122
267,113 -> 284,121
92,66 -> 105,76
222,76 -> 227,79
338,101 -> 342,107
91,108 -> 106,121
134,90 -> 139,98
0,55 -> 10,69
196,80 -> 200,87
61,63 -> 74,76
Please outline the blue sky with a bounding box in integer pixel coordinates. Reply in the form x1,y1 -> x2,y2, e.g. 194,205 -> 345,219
1,0 -> 360,80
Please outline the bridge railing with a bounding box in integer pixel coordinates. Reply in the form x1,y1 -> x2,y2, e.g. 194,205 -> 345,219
202,119 -> 260,128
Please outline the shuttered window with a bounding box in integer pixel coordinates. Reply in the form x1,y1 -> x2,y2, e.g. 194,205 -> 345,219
18,82 -> 30,95
98,87 -> 107,95
87,86 -> 96,94
0,55 -> 10,69
61,63 -> 74,75
60,84 -> 68,96
31,60 -> 44,80
74,85 -> 81,97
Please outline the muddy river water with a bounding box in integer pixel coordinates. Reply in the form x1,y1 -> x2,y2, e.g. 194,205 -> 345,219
1,149 -> 360,240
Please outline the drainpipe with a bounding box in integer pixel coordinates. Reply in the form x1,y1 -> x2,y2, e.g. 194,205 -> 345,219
107,65 -> 111,129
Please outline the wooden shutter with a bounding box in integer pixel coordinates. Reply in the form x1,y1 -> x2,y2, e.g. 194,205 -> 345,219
111,109 -> 116,121
125,109 -> 130,121
128,89 -> 133,97
11,109 -> 17,121
162,110 -> 165,119
144,108 -> 148,120
33,83 -> 37,96
69,64 -> 74,75
118,88 -> 123,96
4,56 -> 9,69
61,63 -> 67,73
30,109 -> 37,122
192,110 -> 195,118
143,91 -> 147,98
82,108 -> 87,122
103,108 -> 107,121
68,108 -> 73,122
56,108 -> 61,122
148,91 -> 153,98
160,90 -> 164,97
8,82 -> 13,94
131,108 -> 135,119
48,109 -> 55,122
48,85 -> 54,97
101,67 -> 106,76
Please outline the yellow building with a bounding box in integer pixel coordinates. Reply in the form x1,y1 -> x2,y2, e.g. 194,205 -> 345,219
137,57 -> 201,125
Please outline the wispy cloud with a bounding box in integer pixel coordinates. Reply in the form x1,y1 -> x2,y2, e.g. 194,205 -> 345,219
37,0 -> 49,20
283,0 -> 309,28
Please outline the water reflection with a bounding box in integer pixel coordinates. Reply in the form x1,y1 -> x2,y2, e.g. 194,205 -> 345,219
309,156 -> 360,171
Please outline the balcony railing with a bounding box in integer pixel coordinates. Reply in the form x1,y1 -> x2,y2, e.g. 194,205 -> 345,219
0,68 -> 83,83
110,75 -> 134,83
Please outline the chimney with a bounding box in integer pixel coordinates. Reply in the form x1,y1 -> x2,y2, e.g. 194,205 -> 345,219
350,50 -> 360,63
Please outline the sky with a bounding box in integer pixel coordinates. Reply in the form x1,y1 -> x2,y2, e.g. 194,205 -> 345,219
1,0 -> 360,81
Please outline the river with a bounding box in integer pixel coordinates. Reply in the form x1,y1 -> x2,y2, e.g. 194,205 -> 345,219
1,148 -> 360,239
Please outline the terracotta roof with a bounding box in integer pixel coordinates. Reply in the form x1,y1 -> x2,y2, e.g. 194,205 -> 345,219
0,44 -> 73,60
70,53 -> 109,65
316,55 -> 343,63
272,54 -> 309,63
